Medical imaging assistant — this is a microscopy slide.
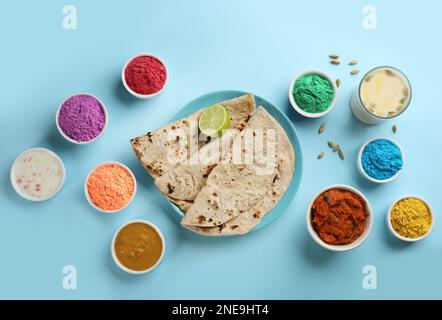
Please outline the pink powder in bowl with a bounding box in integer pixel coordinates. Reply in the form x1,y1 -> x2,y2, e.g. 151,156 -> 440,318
57,94 -> 106,143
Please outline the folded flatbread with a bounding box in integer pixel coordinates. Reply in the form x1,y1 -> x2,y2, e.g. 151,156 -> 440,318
154,128 -> 239,201
131,93 -> 255,178
182,107 -> 295,235
131,93 -> 256,210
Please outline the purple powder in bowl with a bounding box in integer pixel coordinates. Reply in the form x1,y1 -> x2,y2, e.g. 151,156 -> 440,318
58,94 -> 106,143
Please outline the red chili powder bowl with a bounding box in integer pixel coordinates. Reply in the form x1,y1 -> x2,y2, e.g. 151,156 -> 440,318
122,54 -> 167,98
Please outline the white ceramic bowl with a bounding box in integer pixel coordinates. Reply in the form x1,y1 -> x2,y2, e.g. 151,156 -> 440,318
288,69 -> 338,118
10,147 -> 66,202
306,184 -> 373,252
357,137 -> 403,184
121,53 -> 168,99
111,220 -> 165,275
387,195 -> 434,242
84,161 -> 137,213
56,93 -> 108,145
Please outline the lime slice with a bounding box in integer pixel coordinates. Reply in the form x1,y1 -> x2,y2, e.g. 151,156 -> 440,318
198,105 -> 230,137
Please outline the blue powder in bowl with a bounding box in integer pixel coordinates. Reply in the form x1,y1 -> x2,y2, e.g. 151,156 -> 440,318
361,139 -> 403,180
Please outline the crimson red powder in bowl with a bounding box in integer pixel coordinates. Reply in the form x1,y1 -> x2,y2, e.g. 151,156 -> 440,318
124,55 -> 167,96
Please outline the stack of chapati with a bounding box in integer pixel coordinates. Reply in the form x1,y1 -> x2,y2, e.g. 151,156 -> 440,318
131,93 -> 295,236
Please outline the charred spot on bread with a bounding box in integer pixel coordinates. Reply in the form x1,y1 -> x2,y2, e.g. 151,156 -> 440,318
210,201 -> 219,209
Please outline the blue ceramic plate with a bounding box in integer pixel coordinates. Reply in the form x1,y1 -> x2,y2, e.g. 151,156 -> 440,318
169,90 -> 303,232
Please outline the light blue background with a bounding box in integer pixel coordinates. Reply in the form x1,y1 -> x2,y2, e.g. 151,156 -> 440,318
0,0 -> 441,299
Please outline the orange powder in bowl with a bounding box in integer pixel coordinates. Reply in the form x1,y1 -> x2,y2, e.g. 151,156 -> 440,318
86,162 -> 136,212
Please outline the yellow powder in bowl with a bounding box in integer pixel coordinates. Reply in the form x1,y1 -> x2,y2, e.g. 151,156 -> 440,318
87,163 -> 135,212
390,197 -> 432,239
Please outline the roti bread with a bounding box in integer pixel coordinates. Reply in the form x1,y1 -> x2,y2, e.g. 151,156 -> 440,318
131,93 -> 256,210
154,128 -> 239,201
131,93 -> 256,179
182,107 -> 295,235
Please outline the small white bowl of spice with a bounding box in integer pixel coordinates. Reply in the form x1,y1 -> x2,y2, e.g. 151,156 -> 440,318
122,53 -> 168,99
289,69 -> 338,118
357,137 -> 404,184
56,93 -> 108,145
306,184 -> 373,252
387,196 -> 434,242
84,161 -> 137,213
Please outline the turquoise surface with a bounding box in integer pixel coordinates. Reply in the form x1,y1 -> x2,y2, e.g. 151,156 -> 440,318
0,0 -> 441,299
169,90 -> 303,231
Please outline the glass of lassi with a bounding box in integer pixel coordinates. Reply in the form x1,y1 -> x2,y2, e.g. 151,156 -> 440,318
350,66 -> 411,124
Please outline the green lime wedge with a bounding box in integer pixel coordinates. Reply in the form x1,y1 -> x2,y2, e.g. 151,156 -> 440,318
198,104 -> 230,137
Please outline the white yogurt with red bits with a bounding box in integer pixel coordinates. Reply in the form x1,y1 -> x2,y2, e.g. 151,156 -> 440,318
11,148 -> 65,201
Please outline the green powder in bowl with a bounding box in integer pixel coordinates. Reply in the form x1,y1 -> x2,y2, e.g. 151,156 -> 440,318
292,73 -> 334,114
